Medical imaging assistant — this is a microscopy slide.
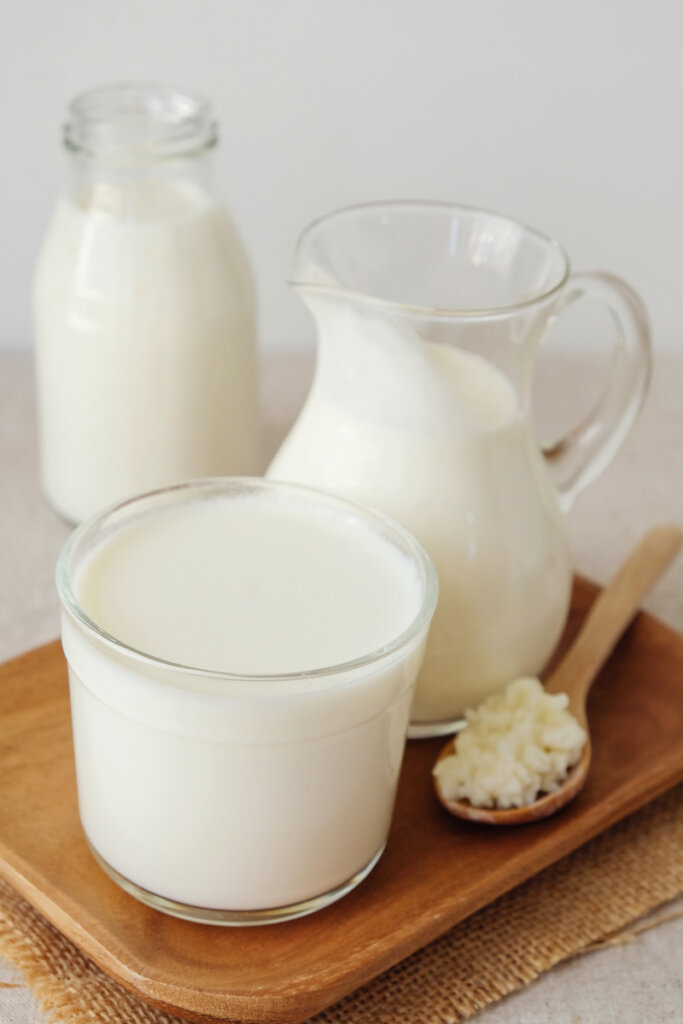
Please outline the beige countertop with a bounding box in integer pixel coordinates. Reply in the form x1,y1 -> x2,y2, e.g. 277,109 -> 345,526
1,350 -> 682,1023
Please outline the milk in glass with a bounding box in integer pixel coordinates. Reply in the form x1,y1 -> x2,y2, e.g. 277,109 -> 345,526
58,480 -> 437,922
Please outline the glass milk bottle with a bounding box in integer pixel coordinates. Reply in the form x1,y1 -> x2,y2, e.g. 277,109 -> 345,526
34,83 -> 261,524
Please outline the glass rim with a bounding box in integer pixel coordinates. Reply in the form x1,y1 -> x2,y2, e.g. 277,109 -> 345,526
63,81 -> 218,162
288,199 -> 571,319
56,477 -> 439,687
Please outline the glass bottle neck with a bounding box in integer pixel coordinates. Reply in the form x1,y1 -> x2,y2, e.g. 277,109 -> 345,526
64,147 -> 217,212
62,82 -> 218,211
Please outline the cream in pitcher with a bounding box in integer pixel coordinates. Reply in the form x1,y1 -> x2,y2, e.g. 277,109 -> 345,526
267,202 -> 652,734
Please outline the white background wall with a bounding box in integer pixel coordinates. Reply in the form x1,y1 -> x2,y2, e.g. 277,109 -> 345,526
0,0 -> 680,352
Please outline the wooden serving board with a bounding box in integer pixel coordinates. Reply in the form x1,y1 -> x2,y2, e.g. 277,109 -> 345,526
1,577 -> 682,1024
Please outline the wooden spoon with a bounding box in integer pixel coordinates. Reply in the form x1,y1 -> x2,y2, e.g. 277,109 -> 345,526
433,525 -> 682,826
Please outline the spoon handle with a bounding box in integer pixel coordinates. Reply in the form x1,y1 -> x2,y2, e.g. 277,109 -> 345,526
546,526 -> 682,706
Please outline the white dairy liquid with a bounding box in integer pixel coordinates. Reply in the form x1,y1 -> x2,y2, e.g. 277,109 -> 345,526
34,181 -> 261,524
268,319 -> 572,725
61,487 -> 432,913
76,494 -> 422,673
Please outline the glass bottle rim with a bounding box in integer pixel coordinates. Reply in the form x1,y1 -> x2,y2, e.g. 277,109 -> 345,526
63,81 -> 218,162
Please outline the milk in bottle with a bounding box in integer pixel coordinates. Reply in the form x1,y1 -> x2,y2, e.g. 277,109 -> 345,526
34,84 -> 261,523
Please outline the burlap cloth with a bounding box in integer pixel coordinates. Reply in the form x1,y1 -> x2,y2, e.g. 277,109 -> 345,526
1,783 -> 682,1024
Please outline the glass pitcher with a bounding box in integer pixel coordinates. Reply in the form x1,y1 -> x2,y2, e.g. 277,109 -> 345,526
267,202 -> 651,736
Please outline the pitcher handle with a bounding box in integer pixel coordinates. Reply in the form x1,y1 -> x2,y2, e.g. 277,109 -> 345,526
541,271 -> 652,511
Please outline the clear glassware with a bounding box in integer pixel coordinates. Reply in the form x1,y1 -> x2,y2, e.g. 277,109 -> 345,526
34,83 -> 261,525
267,201 -> 652,736
57,478 -> 438,924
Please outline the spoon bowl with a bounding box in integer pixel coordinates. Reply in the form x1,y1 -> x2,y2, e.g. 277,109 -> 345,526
434,736 -> 593,825
433,525 -> 682,826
